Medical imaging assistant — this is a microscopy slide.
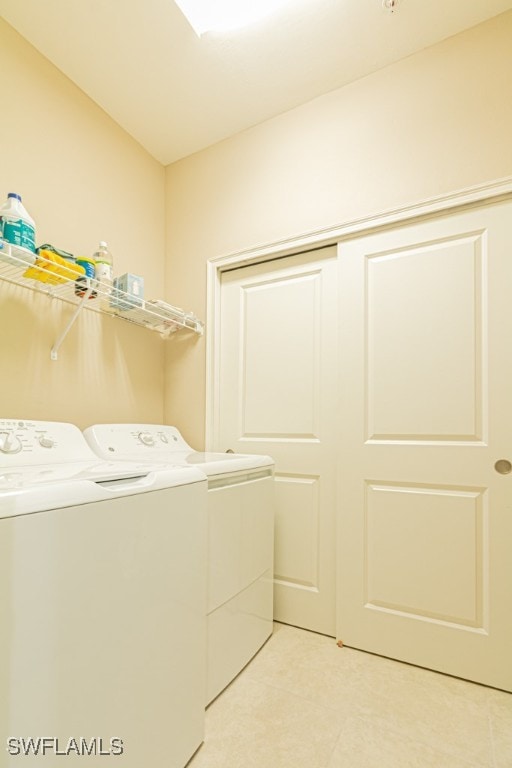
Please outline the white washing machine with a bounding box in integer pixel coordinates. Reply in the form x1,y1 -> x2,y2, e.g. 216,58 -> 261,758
0,419 -> 207,767
84,423 -> 275,704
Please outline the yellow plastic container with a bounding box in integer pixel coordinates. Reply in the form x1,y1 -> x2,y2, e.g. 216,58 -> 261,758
23,249 -> 85,285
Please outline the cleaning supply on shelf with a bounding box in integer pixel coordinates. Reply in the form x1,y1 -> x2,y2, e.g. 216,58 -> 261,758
37,243 -> 75,262
93,241 -> 113,309
93,241 -> 113,290
0,192 -> 36,264
23,246 -> 85,285
110,273 -> 144,311
75,256 -> 97,299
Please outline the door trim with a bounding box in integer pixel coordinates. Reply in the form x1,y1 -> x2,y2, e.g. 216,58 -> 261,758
206,175 -> 512,448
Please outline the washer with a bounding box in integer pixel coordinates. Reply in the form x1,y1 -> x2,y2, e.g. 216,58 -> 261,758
84,423 -> 275,704
0,419 -> 207,767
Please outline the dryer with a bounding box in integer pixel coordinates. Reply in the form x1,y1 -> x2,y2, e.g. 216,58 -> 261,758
84,423 -> 274,704
0,419 -> 207,767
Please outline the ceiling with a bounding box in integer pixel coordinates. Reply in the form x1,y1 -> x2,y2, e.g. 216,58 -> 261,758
1,0 -> 512,165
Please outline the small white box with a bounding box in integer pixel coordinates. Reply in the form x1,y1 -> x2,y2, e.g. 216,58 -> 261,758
110,273 -> 144,310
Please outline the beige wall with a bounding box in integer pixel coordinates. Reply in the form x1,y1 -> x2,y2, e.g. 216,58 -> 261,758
0,19 -> 166,429
3,12 -> 512,439
165,11 -> 512,448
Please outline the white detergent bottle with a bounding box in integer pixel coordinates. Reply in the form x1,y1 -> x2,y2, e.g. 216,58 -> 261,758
0,192 -> 36,263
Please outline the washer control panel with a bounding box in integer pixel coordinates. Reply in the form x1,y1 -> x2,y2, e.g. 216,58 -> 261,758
0,419 -> 98,465
84,424 -> 191,460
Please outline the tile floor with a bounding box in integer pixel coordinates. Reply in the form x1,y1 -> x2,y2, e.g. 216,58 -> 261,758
188,622 -> 512,768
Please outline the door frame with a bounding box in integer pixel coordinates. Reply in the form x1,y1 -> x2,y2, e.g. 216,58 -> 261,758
206,175 -> 512,450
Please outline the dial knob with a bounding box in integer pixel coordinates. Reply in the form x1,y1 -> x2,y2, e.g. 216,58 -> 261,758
0,431 -> 22,454
38,435 -> 55,449
138,432 -> 155,447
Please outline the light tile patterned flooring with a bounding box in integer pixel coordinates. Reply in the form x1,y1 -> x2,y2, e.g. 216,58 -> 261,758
188,622 -> 512,768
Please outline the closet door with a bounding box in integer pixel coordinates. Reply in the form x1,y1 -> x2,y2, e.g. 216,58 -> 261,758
217,247 -> 338,635
338,199 -> 512,690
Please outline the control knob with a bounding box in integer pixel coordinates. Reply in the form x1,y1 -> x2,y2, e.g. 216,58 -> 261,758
0,431 -> 22,454
38,435 -> 55,449
138,432 -> 155,447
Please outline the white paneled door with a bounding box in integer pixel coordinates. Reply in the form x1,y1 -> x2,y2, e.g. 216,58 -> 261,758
338,200 -> 512,691
217,248 -> 338,635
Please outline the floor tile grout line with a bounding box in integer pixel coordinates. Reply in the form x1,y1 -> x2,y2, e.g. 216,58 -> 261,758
325,714 -> 493,768
323,720 -> 348,768
488,709 -> 498,768
201,675 -> 346,768
246,674 -> 350,726
244,665 -> 494,767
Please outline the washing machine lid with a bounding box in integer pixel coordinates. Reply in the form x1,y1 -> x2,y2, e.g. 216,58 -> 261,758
182,451 -> 273,476
0,460 -> 205,519
84,423 -> 274,476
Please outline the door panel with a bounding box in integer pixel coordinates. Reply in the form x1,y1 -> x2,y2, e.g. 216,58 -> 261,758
364,481 -> 485,627
338,200 -> 512,690
274,473 -> 320,589
217,248 -> 338,635
366,232 -> 485,441
241,271 -> 321,438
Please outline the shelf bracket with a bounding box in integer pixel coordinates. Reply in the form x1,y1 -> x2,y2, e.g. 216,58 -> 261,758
50,285 -> 93,360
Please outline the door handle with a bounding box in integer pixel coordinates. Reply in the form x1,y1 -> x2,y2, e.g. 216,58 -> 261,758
494,459 -> 512,475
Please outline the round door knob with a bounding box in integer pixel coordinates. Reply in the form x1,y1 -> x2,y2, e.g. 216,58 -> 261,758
494,459 -> 512,475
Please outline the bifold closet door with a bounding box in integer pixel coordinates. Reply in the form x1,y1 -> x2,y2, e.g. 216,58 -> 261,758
217,247 -> 338,636
338,199 -> 512,691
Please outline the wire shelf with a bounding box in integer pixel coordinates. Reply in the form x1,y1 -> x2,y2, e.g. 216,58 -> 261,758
0,242 -> 204,354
